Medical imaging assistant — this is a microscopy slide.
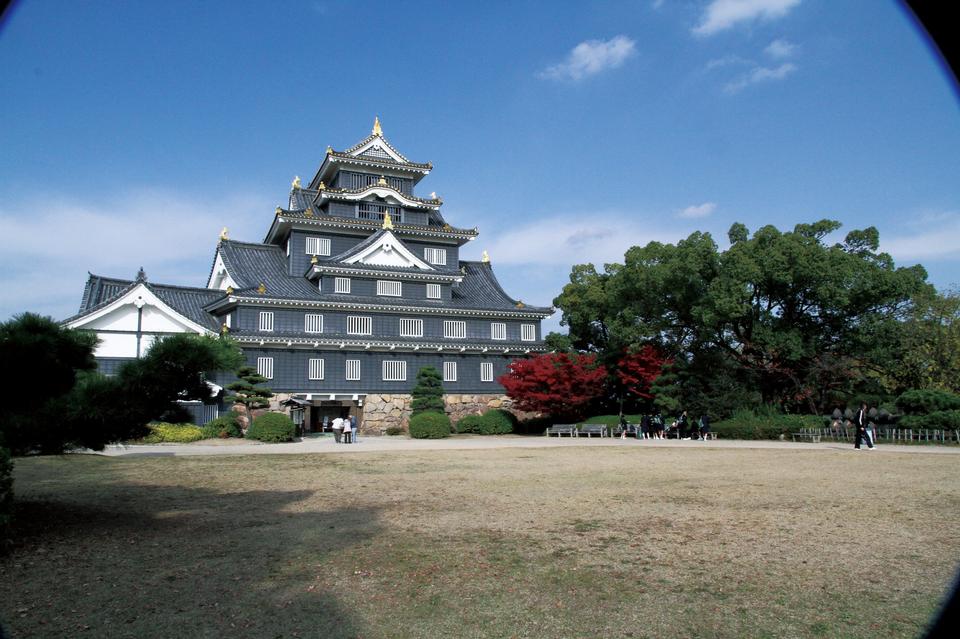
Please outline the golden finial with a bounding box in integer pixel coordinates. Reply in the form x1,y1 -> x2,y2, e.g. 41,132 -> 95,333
225,286 -> 234,295
318,180 -> 326,190
481,250 -> 490,263
310,255 -> 319,264
382,211 -> 394,230
220,323 -> 229,335
219,227 -> 229,241
292,175 -> 301,189
326,145 -> 333,154
516,301 -> 525,309
304,207 -> 313,218
257,283 -> 267,295
430,191 -> 437,200
377,175 -> 387,186
275,206 -> 282,216
372,116 -> 382,136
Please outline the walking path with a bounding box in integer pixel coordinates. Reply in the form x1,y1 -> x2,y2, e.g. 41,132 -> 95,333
94,435 -> 960,458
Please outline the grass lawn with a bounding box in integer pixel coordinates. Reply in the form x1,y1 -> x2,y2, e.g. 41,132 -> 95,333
2,447 -> 958,638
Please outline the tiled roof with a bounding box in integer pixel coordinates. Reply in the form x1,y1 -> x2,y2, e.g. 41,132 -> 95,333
218,240 -> 323,300
67,274 -> 223,331
452,262 -> 553,314
321,230 -> 461,275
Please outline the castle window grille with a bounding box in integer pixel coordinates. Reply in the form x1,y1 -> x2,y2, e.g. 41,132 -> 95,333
424,248 -> 447,265
443,361 -> 457,382
426,284 -> 441,299
377,280 -> 402,297
304,314 -> 323,334
257,357 -> 274,380
259,312 -> 274,332
335,277 -> 351,294
345,359 -> 361,381
308,358 -> 324,381
444,320 -> 466,339
357,201 -> 402,223
521,324 -> 537,341
480,362 -> 494,382
347,316 -> 372,335
491,322 -> 506,340
305,236 -> 331,256
382,360 -> 407,382
399,318 -> 423,337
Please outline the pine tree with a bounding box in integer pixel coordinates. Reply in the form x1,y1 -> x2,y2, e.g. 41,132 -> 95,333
411,366 -> 445,415
227,365 -> 273,409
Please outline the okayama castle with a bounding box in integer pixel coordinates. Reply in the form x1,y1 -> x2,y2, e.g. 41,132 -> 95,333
64,119 -> 553,432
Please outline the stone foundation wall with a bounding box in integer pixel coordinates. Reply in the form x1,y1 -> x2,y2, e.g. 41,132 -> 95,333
361,393 -> 537,433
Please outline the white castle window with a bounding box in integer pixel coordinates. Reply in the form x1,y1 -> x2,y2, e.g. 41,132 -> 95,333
424,248 -> 447,265
443,361 -> 457,382
345,359 -> 361,381
304,314 -> 323,333
399,318 -> 423,337
382,360 -> 407,382
306,236 -> 331,256
491,322 -> 506,340
521,324 -> 536,341
257,357 -> 274,380
444,320 -> 466,339
259,312 -> 274,332
377,280 -> 402,297
426,284 -> 441,299
335,277 -> 351,294
308,358 -> 324,381
481,362 -> 494,382
347,316 -> 372,335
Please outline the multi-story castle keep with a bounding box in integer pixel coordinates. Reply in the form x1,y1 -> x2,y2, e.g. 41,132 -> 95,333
65,120 -> 553,432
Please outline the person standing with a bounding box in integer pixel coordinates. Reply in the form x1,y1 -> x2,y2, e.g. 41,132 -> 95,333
342,416 -> 352,444
678,411 -> 690,440
855,402 -> 875,450
350,414 -> 359,443
653,412 -> 664,439
699,414 -> 710,440
332,416 -> 343,444
640,414 -> 651,440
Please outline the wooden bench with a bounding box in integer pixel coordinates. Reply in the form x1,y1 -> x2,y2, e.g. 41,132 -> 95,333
704,432 -> 718,440
546,424 -> 577,437
791,432 -> 821,443
578,424 -> 608,438
613,424 -> 640,438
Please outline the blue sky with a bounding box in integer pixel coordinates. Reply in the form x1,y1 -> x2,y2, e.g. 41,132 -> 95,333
1,0 -> 958,333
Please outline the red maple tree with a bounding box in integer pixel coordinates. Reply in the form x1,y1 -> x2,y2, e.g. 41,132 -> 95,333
616,345 -> 668,399
498,352 -> 607,418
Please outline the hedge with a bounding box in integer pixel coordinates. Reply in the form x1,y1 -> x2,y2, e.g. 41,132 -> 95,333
456,414 -> 485,434
896,389 -> 960,415
141,422 -> 205,443
712,411 -> 823,440
246,412 -> 296,443
898,410 -> 960,430
409,412 -> 451,439
201,412 -> 243,439
455,410 -> 516,435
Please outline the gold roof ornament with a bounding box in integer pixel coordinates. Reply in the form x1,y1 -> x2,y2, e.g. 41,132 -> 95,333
377,175 -> 388,186
275,206 -> 282,216
225,286 -> 234,295
382,211 -> 394,230
219,227 -> 229,241
257,283 -> 267,295
430,191 -> 437,200
304,207 -> 313,217
310,255 -> 319,264
318,180 -> 326,190
292,175 -> 301,189
220,323 -> 229,335
516,301 -> 525,309
481,250 -> 490,263
326,145 -> 333,154
372,116 -> 382,136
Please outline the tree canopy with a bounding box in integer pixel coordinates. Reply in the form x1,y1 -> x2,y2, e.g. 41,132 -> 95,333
553,220 -> 932,415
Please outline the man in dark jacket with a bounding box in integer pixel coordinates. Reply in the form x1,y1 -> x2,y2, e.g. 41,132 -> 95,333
855,402 -> 875,450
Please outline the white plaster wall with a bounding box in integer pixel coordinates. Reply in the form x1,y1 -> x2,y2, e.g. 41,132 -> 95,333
95,332 -> 138,358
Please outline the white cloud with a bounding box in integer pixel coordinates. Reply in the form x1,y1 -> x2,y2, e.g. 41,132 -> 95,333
0,188 -> 271,321
764,38 -> 797,58
677,202 -> 717,218
539,35 -> 636,81
694,0 -> 802,36
705,54 -> 753,71
882,214 -> 960,261
724,62 -> 796,93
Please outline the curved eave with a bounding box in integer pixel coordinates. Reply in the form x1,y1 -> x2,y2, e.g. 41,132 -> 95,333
306,264 -> 463,283
309,153 -> 431,190
232,335 -> 547,353
221,295 -> 553,319
264,214 -> 479,245
316,184 -> 440,210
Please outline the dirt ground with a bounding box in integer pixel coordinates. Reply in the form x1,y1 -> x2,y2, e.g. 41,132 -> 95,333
2,446 -> 958,638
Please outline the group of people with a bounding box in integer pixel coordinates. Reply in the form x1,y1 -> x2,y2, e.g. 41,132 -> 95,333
330,415 -> 358,444
619,410 -> 711,440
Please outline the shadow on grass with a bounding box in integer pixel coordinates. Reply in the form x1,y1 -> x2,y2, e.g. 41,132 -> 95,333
2,470 -> 380,639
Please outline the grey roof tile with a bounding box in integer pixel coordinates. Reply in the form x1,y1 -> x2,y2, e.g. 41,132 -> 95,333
218,240 -> 322,299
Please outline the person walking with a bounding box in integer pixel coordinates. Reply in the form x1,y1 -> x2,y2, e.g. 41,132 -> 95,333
332,416 -> 343,444
653,412 -> 664,439
699,414 -> 711,440
350,414 -> 359,443
854,402 -> 875,450
342,416 -> 352,444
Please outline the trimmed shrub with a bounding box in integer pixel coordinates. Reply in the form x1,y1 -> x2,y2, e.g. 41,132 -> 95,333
408,412 -> 451,439
898,410 -> 960,430
141,422 -> 205,443
712,410 -> 822,440
411,366 -> 445,415
480,409 -> 516,435
385,426 -> 404,436
246,412 -> 296,443
896,389 -> 960,415
201,412 -> 243,439
456,414 -> 485,434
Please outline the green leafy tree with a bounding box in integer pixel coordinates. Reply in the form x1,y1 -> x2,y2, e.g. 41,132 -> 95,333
411,366 -> 445,415
227,365 -> 273,409
893,288 -> 960,393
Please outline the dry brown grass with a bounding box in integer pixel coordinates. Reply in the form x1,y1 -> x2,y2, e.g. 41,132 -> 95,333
2,446 -> 958,638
